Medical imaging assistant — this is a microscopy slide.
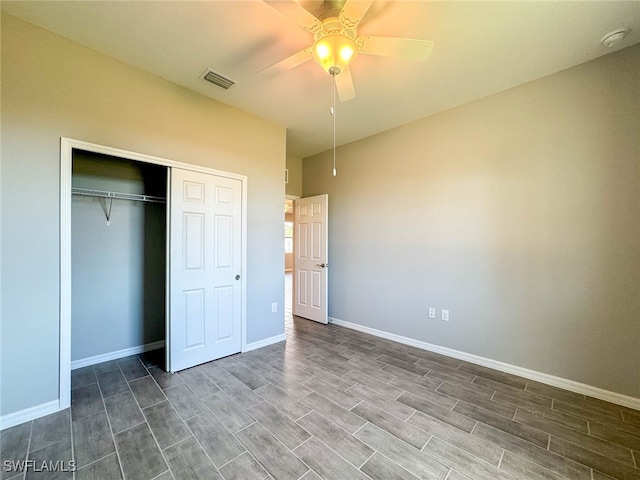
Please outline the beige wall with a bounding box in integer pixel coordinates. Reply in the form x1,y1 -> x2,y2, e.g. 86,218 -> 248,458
303,45 -> 640,397
1,14 -> 286,416
286,153 -> 303,197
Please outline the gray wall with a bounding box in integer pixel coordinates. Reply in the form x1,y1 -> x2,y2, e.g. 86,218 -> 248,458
303,45 -> 640,397
1,14 -> 286,416
72,152 -> 166,362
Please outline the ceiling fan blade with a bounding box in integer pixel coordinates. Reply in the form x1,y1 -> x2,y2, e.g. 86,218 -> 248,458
263,0 -> 323,33
259,48 -> 313,78
335,67 -> 356,102
356,35 -> 435,60
339,0 -> 374,29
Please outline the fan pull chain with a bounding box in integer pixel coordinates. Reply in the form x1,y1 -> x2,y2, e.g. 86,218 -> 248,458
331,73 -> 337,176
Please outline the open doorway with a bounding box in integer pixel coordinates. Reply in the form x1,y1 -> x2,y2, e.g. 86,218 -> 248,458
285,196 -> 297,324
284,194 -> 329,324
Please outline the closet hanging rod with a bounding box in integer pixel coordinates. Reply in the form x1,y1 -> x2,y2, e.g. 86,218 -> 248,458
71,187 -> 166,204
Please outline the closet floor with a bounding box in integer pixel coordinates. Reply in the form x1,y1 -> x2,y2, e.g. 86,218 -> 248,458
3,314 -> 640,479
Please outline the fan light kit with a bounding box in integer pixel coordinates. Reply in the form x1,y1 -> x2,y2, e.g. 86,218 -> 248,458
312,29 -> 357,75
262,0 -> 435,176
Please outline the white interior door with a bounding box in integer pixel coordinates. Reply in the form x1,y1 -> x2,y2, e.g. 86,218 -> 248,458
293,194 -> 328,324
169,168 -> 242,372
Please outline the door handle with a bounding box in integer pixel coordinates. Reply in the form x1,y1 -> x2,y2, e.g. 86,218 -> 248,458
316,263 -> 327,268
235,274 -> 241,280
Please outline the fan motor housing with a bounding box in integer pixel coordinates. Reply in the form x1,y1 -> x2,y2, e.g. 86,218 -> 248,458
315,17 -> 356,40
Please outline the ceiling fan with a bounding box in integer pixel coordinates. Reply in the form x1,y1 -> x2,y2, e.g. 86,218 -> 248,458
260,0 -> 435,101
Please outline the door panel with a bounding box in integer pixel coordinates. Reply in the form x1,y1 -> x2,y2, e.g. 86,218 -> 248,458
215,286 -> 234,340
170,168 -> 242,372
184,289 -> 205,348
184,213 -> 205,270
298,223 -> 309,258
298,269 -> 308,306
293,194 -> 328,324
215,216 -> 233,268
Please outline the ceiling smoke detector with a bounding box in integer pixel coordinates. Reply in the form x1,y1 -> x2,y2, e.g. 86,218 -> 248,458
600,28 -> 629,48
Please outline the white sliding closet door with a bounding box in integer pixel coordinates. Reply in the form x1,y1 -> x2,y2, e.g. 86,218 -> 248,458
169,168 -> 242,372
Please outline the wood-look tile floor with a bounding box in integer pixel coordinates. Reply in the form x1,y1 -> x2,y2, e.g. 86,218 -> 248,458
3,314 -> 640,478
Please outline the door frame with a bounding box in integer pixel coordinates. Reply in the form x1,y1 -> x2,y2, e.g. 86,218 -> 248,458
292,194 -> 329,324
285,194 -> 299,274
59,137 -> 248,409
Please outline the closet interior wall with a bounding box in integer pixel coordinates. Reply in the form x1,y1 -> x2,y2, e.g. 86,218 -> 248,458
71,150 -> 167,366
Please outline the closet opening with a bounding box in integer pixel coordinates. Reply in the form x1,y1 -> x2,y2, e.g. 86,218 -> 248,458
71,150 -> 168,370
61,137 -> 248,409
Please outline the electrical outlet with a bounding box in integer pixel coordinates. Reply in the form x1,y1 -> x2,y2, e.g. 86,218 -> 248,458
441,309 -> 449,321
271,302 -> 278,313
428,308 -> 436,319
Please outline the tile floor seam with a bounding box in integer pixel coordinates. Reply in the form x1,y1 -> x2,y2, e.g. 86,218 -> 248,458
159,433 -> 196,454
293,408 -> 314,422
106,416 -> 146,437
149,470 -> 173,480
138,398 -> 167,411
554,432 -> 638,469
24,419 -> 34,466
357,449 -> 377,470
171,402 -> 226,479
66,408 -> 75,480
232,420 -> 258,436
73,451 -> 117,474
97,366 -> 128,480
293,465 -> 315,480
9,422 -> 32,480
469,420 -> 479,434
289,432 -> 318,479
349,419 -> 370,438
497,448 -> 506,469
297,429 -> 369,476
241,424 -> 312,479
426,432 -> 505,471
126,363 -> 173,480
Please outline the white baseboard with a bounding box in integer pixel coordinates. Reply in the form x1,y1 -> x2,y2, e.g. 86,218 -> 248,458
71,340 -> 165,370
3,335 -> 292,431
0,400 -> 60,430
243,333 -> 286,352
329,317 -> 640,411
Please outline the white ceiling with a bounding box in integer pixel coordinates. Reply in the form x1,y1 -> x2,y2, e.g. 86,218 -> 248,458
3,1 -> 639,158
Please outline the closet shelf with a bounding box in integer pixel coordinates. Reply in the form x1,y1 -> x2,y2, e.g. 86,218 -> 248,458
71,187 -> 166,204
